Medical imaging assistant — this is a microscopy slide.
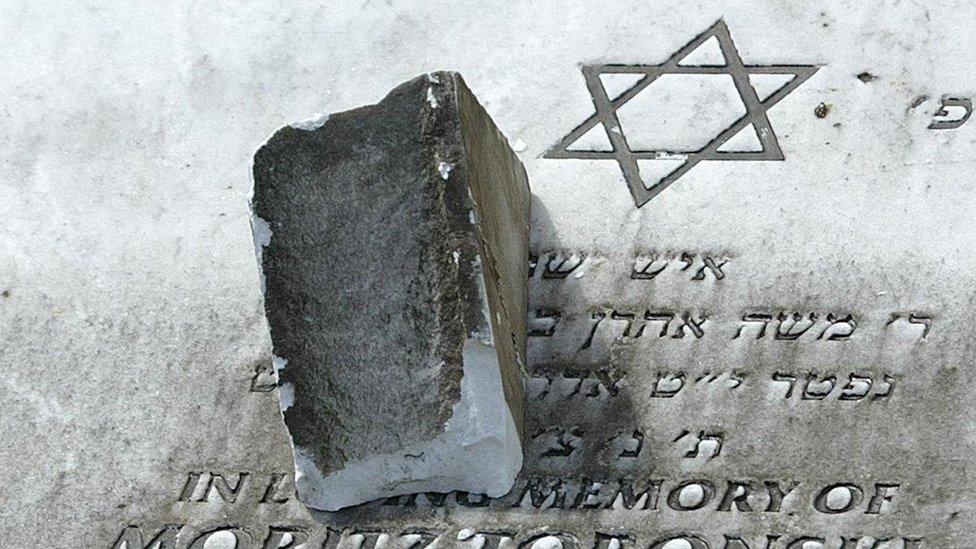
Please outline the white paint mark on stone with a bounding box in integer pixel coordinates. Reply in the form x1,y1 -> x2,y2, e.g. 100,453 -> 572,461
457,529 -> 476,541
462,533 -> 488,549
289,113 -> 330,131
427,87 -> 438,108
272,353 -> 288,373
201,530 -> 239,549
250,215 -> 273,295
678,482 -> 706,508
400,534 -> 422,548
825,485 -> 853,509
251,215 -> 272,249
512,138 -> 527,152
438,161 -> 454,180
345,534 -> 365,549
607,540 -> 622,549
530,536 -> 563,549
655,151 -> 689,161
453,250 -> 461,263
278,383 -> 294,412
662,540 -> 693,549
426,72 -> 440,84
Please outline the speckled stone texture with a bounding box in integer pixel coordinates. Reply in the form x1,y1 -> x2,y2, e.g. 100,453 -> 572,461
251,71 -> 529,511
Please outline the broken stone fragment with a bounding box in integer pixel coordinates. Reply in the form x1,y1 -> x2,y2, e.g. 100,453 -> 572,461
250,71 -> 529,511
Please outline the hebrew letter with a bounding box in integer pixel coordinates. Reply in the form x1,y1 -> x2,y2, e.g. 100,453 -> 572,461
673,312 -> 708,339
678,252 -> 695,270
695,371 -> 720,384
802,373 -> 837,400
559,370 -> 586,399
727,371 -> 746,389
908,313 -> 933,338
838,373 -> 873,401
618,429 -> 645,458
818,313 -> 857,341
772,372 -> 798,398
775,312 -> 818,340
872,375 -> 896,400
543,251 -> 586,279
527,374 -> 555,400
734,313 -> 773,339
928,96 -> 973,130
650,372 -> 686,398
581,374 -> 604,398
594,368 -> 626,397
611,310 -> 646,339
683,431 -> 724,459
692,256 -> 728,280
528,309 -> 560,337
631,255 -> 669,280
533,426 -> 582,458
579,311 -> 606,350
644,311 -> 675,337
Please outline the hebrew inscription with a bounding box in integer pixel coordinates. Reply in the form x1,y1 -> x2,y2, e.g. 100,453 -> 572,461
530,308 -> 931,347
209,220 -> 960,545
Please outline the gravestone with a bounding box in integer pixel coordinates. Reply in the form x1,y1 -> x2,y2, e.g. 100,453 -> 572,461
2,2 -> 975,548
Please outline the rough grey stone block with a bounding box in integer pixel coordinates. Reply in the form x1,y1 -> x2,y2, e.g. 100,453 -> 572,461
250,71 -> 529,511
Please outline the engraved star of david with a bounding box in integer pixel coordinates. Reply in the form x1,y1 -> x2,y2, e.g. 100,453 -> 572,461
544,20 -> 820,208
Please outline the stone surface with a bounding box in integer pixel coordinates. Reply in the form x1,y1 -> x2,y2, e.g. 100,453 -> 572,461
251,71 -> 529,511
3,2 -> 976,547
